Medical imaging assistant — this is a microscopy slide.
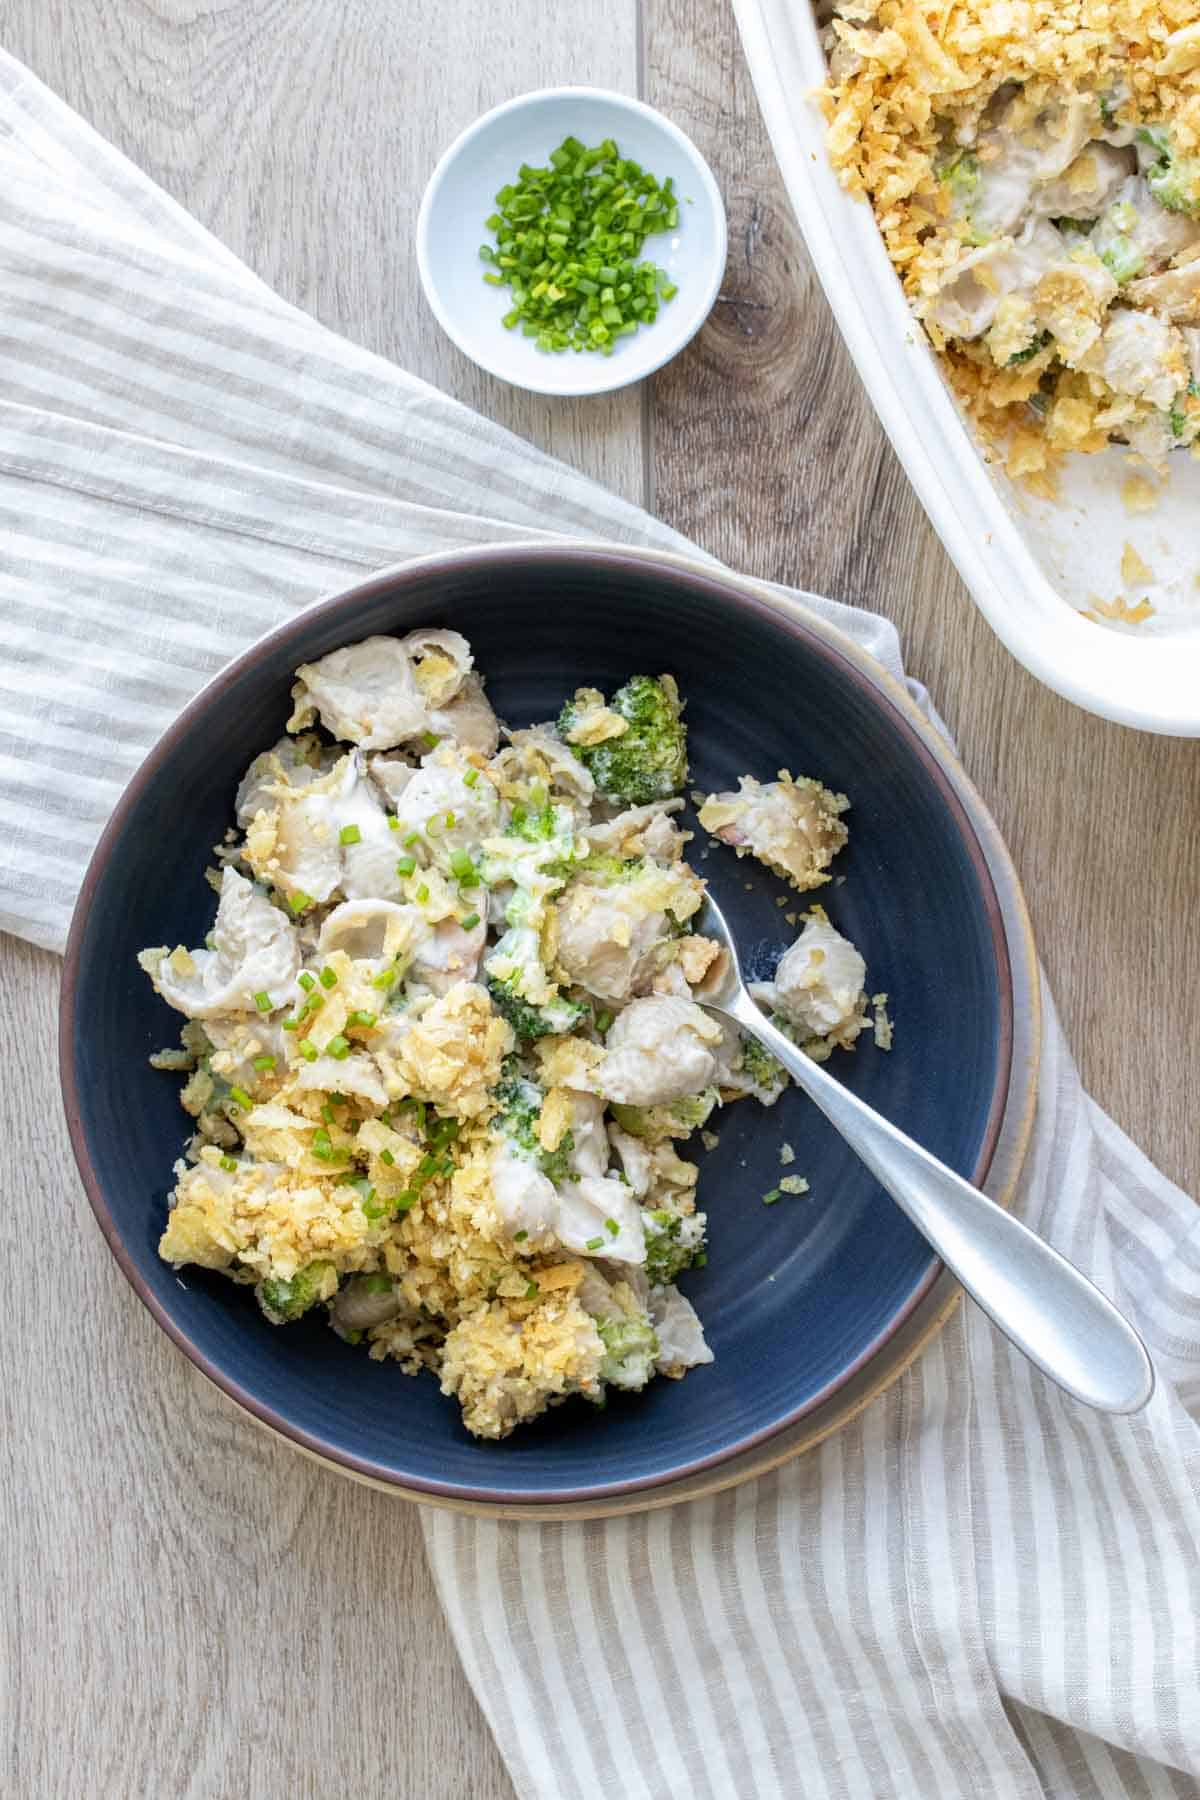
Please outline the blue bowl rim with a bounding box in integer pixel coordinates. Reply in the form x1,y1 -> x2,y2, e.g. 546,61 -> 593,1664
59,541 -> 1014,1505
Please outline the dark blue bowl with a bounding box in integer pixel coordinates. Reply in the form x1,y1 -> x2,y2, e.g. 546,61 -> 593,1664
61,545 -> 1012,1504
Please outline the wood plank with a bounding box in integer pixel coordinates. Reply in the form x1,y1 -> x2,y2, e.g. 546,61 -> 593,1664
643,0 -> 1200,1196
0,0 -> 656,1793
3,0 -> 645,506
4,938 -> 510,1795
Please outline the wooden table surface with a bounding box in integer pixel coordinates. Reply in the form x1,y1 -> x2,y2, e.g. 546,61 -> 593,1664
3,2 -> 1197,1795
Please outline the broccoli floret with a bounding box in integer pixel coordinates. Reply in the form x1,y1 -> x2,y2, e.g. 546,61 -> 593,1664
610,1088 -> 719,1143
505,800 -> 561,843
1138,125 -> 1200,218
938,149 -> 979,204
571,850 -> 646,883
642,1209 -> 707,1286
596,1313 -> 660,1391
1100,236 -> 1145,284
1006,330 -> 1052,368
487,972 -> 585,1041
1169,384 -> 1200,444
256,1260 -> 336,1324
492,1058 -> 579,1183
559,674 -> 687,805
937,151 -> 992,244
735,1034 -> 789,1105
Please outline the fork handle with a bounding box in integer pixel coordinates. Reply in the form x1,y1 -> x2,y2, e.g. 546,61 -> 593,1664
721,991 -> 1154,1415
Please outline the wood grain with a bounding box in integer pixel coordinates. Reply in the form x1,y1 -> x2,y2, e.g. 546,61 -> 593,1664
1,0 -> 1197,1795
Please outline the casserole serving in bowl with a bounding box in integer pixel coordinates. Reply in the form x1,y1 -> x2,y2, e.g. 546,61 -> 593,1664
61,544 -> 1024,1508
734,0 -> 1200,734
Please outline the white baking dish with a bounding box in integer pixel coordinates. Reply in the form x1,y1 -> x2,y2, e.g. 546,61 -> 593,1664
733,0 -> 1200,735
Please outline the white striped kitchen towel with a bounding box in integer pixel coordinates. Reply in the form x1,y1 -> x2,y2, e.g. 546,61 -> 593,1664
1,50 -> 1197,1800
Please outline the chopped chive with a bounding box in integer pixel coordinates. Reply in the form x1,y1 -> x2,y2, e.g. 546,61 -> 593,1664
478,137 -> 680,354
586,1235 -> 604,1250
388,814 -> 401,830
594,1009 -> 613,1034
229,1085 -> 252,1110
219,1155 -> 238,1173
281,1017 -> 300,1032
299,1040 -> 319,1062
463,768 -> 480,788
524,1282 -> 539,1300
339,823 -> 362,846
252,1053 -> 276,1072
319,965 -> 338,989
416,883 -> 430,905
694,1251 -> 708,1267
312,1128 -> 334,1162
254,990 -> 272,1012
403,831 -> 420,848
762,1187 -> 782,1206
444,811 -> 456,829
298,972 -> 315,992
381,1149 -> 395,1166
395,855 -> 417,878
460,911 -> 481,931
326,1035 -> 351,1060
425,814 -> 441,838
604,1217 -> 619,1238
373,968 -> 397,990
513,1229 -> 529,1242
321,1103 -> 335,1124
449,848 -> 474,880
393,1190 -> 417,1214
348,1010 -> 378,1028
421,731 -> 441,749
289,891 -> 313,915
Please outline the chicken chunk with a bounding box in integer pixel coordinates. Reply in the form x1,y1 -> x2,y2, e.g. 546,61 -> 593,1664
1128,255 -> 1200,326
753,913 -> 867,1048
139,867 -> 299,1020
927,219 -> 1063,341
1079,308 -> 1190,411
1032,143 -> 1135,221
594,996 -> 723,1107
553,880 -> 671,1002
428,673 -> 500,757
287,630 -> 472,751
698,772 -> 849,892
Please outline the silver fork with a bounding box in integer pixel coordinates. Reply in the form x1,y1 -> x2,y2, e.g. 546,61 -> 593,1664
696,892 -> 1155,1415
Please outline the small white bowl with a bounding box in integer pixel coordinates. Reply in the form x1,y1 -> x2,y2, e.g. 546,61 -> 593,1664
416,87 -> 728,397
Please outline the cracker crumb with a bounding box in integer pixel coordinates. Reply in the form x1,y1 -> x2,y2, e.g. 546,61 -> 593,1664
701,1130 -> 721,1152
779,1175 -> 809,1196
1122,476 -> 1161,516
1082,594 -> 1156,625
1120,543 -> 1155,587
779,1142 -> 795,1165
871,993 -> 894,1051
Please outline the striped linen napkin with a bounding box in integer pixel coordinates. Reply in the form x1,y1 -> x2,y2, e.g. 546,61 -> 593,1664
3,50 -> 1197,1800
